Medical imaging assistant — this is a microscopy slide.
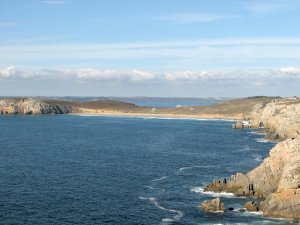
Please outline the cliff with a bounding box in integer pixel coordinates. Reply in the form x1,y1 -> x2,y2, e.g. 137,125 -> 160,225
205,98 -> 300,221
247,99 -> 300,140
0,98 -> 73,115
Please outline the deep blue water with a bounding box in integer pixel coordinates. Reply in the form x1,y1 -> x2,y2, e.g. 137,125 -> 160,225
0,115 -> 293,225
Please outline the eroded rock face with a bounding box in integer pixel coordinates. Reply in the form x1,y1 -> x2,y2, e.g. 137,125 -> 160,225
248,99 -> 300,140
201,198 -> 225,212
205,100 -> 300,220
205,136 -> 300,207
0,98 -> 73,114
260,189 -> 300,220
13,99 -> 72,114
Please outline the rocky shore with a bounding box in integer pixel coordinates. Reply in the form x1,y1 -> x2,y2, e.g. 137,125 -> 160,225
204,98 -> 300,221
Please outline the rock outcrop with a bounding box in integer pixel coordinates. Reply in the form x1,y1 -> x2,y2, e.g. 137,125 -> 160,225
244,201 -> 259,212
204,99 -> 300,221
201,198 -> 225,212
0,98 -> 73,115
247,99 -> 300,140
14,98 -> 72,114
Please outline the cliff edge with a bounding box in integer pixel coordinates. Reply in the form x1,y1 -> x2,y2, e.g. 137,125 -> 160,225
0,98 -> 73,114
205,98 -> 300,221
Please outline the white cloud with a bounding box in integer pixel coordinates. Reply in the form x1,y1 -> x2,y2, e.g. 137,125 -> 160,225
0,66 -> 16,78
155,13 -> 241,24
1,66 -> 299,97
59,68 -> 155,82
1,66 -> 299,85
0,67 -> 157,83
131,70 -> 154,81
278,67 -> 300,76
163,71 -> 213,81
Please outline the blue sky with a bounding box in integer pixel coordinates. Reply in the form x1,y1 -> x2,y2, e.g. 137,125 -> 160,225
0,0 -> 300,97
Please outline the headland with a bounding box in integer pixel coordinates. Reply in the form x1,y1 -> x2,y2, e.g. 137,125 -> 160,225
204,97 -> 300,222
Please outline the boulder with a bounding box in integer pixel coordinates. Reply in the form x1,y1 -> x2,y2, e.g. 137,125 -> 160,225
201,198 -> 225,212
244,201 -> 259,211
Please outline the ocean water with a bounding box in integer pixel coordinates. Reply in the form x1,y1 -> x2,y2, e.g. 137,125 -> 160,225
0,115 -> 293,225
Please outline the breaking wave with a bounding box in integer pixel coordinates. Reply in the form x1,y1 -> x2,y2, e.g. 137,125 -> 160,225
190,187 -> 245,198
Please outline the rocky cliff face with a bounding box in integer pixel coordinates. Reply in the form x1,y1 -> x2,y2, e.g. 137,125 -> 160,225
247,99 -> 300,140
0,98 -> 73,114
205,99 -> 300,221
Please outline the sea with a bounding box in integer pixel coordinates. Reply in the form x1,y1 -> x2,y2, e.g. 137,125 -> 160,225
0,115 -> 295,225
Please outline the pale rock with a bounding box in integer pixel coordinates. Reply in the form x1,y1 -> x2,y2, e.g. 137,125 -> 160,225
201,198 -> 225,212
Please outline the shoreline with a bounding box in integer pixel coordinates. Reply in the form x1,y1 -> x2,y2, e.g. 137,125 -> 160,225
70,112 -> 238,122
203,99 -> 300,221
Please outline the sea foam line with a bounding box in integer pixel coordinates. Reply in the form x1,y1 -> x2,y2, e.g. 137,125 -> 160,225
255,138 -> 275,143
152,176 -> 168,182
249,131 -> 267,136
237,146 -> 255,152
177,165 -> 216,172
190,187 -> 245,198
139,197 -> 184,225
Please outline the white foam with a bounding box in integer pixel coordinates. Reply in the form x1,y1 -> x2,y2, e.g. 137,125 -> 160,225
255,138 -> 274,143
190,187 -> 245,198
246,211 -> 263,215
177,165 -> 215,172
161,218 -> 175,223
139,196 -> 184,225
139,196 -> 148,200
249,131 -> 267,136
237,145 -> 258,152
144,185 -> 155,190
252,154 -> 263,162
152,176 -> 168,182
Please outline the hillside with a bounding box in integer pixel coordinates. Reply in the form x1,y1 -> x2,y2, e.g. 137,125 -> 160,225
0,97 -> 280,119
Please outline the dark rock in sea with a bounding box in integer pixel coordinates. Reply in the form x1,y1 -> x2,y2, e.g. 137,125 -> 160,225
228,207 -> 234,211
201,198 -> 225,212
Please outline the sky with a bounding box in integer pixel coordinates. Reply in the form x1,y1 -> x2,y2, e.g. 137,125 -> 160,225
0,0 -> 300,97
